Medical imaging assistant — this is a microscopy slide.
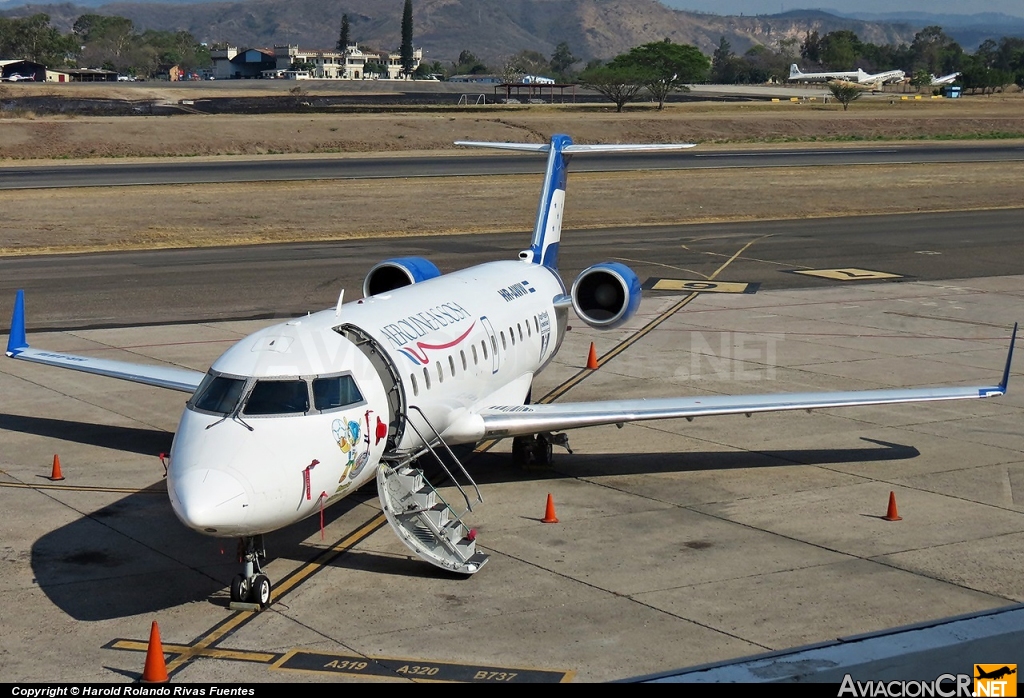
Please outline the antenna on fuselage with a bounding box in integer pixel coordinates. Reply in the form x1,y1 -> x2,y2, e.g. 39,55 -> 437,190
335,289 -> 345,319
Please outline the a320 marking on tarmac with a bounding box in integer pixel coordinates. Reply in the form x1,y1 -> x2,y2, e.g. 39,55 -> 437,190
272,649 -> 574,682
643,278 -> 759,293
789,268 -> 904,281
106,639 -> 573,683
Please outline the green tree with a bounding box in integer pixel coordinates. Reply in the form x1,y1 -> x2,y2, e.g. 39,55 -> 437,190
819,30 -> 861,70
611,39 -> 710,109
550,41 -> 576,78
910,26 -> 962,75
801,30 -> 821,64
711,36 -> 732,82
452,49 -> 487,75
365,59 -> 388,77
75,14 -> 137,72
0,14 -> 77,66
400,0 -> 414,77
910,69 -> 932,89
507,49 -> 549,78
827,82 -> 863,111
420,59 -> 446,78
742,44 -> 789,84
578,63 -> 647,112
337,14 -> 351,53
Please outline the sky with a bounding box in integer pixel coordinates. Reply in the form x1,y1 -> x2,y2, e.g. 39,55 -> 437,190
659,1 -> 1024,19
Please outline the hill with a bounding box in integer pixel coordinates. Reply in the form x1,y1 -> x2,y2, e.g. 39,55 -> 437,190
828,10 -> 1024,48
3,0 -> 919,65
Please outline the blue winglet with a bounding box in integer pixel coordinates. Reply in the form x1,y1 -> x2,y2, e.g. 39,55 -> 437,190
6,290 -> 27,356
999,322 -> 1017,392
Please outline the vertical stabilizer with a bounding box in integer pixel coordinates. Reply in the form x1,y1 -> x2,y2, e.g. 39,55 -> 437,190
527,134 -> 572,268
454,135 -> 696,270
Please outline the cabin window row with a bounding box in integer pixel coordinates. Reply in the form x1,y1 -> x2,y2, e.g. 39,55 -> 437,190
408,314 -> 542,397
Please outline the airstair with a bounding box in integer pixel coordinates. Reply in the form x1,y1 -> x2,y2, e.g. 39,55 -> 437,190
376,406 -> 489,575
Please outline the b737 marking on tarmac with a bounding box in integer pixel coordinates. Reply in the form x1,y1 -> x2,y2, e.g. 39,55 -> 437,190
273,649 -> 574,682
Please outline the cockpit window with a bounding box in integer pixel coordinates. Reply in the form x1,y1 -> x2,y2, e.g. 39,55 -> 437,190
190,372 -> 245,415
313,375 -> 363,411
243,380 -> 310,416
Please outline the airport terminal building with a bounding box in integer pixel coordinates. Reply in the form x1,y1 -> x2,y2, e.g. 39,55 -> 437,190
210,44 -> 422,80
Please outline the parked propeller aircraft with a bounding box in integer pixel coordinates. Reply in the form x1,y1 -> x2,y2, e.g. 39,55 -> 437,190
4,134 -> 1016,608
789,64 -> 906,85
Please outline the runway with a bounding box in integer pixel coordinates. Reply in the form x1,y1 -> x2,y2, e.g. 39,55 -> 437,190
1,149 -> 1022,682
3,208 -> 1023,332
2,142 -> 1024,189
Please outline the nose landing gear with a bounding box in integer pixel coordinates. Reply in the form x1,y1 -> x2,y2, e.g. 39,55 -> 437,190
229,535 -> 272,609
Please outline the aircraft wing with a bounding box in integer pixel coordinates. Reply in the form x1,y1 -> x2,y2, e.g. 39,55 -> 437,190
5,291 -> 204,394
476,326 -> 1015,439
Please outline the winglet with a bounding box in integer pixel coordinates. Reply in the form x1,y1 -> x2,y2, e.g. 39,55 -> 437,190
1000,322 -> 1017,393
6,290 -> 27,357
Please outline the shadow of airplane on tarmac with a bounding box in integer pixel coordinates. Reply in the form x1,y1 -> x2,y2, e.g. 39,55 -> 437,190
14,413 -> 917,621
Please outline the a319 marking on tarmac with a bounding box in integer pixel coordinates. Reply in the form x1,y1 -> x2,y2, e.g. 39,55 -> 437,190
272,649 -> 574,682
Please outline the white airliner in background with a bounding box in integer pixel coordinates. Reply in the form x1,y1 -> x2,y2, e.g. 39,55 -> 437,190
789,64 -> 906,85
5,134 -> 1015,608
930,72 -> 961,86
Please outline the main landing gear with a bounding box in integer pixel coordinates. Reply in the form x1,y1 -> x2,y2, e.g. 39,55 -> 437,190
511,432 -> 572,467
230,535 -> 272,608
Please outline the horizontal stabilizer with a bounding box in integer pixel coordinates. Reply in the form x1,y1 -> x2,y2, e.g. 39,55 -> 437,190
453,141 -> 550,152
454,141 -> 696,154
563,143 -> 696,153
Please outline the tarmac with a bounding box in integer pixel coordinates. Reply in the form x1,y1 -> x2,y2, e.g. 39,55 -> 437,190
1,273 -> 1022,683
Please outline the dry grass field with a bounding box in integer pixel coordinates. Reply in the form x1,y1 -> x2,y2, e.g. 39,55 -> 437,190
1,86 -> 1022,255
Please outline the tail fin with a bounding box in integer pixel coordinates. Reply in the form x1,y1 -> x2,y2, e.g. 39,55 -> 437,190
455,135 -> 695,268
790,64 -> 802,78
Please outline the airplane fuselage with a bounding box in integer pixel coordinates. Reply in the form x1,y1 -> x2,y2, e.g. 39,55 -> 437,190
167,260 -> 567,537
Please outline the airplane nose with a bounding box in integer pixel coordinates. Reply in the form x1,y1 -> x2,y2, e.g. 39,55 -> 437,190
172,468 -> 249,533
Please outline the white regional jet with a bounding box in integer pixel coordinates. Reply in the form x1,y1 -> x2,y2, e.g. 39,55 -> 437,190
4,134 -> 1016,608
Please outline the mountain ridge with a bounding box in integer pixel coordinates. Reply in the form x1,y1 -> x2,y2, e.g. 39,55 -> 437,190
1,0 -> 922,65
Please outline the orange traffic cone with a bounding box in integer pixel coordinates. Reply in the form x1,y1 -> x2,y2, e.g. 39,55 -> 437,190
49,454 -> 64,481
883,491 -> 902,521
141,621 -> 169,684
586,343 -> 599,370
542,493 -> 559,523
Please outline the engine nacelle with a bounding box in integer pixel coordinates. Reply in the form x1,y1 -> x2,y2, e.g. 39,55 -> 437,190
570,262 -> 642,329
362,257 -> 441,297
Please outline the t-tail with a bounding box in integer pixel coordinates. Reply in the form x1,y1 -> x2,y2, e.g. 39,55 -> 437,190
455,134 -> 696,269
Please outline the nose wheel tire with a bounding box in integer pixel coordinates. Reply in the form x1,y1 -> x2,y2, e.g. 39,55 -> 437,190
252,574 -> 272,607
230,574 -> 248,603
